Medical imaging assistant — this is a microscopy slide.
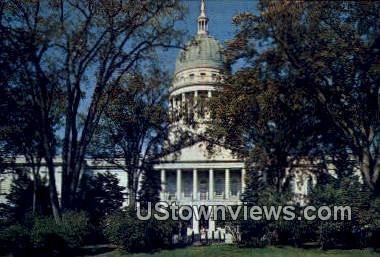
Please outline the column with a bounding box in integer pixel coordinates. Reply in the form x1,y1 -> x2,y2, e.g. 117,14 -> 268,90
192,206 -> 199,234
181,93 -> 186,122
125,172 -> 129,206
160,169 -> 166,200
193,169 -> 198,200
172,97 -> 176,121
172,95 -> 178,122
209,169 -> 214,200
194,91 -> 198,121
207,90 -> 212,119
182,93 -> 186,110
241,168 -> 246,193
176,169 -> 182,200
208,206 -> 215,236
209,219 -> 215,232
225,168 -> 230,199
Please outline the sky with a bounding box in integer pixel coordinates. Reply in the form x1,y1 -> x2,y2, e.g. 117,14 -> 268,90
162,0 -> 258,73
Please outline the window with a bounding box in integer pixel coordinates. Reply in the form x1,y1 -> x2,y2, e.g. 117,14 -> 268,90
214,173 -> 224,197
189,74 -> 194,80
200,72 -> 206,79
0,178 -> 6,195
198,91 -> 208,119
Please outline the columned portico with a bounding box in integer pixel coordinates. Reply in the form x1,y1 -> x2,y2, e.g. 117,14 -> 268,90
159,166 -> 245,202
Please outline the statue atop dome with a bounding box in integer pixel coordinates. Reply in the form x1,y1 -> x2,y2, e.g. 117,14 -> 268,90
198,0 -> 208,35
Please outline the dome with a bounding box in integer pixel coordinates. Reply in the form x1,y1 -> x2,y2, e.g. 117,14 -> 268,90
175,34 -> 224,74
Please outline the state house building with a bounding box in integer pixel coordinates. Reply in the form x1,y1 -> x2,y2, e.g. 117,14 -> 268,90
0,0 -> 316,241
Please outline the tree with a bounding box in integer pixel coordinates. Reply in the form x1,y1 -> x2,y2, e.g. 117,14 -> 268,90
90,68 -> 170,207
138,164 -> 161,208
0,66 -> 62,217
209,66 -> 326,191
224,0 -> 379,191
1,0 -> 185,219
309,175 -> 375,249
80,171 -> 125,224
1,169 -> 51,224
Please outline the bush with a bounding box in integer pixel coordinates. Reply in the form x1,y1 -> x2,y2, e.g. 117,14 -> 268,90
0,224 -> 31,256
80,171 -> 125,225
240,185 -> 292,247
104,208 -> 175,253
2,169 -> 51,225
31,211 -> 90,252
0,212 -> 90,256
309,176 -> 376,249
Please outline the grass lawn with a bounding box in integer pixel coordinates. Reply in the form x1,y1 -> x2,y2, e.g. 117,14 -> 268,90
94,245 -> 380,257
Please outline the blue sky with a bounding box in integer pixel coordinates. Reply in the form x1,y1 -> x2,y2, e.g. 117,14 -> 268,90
162,0 -> 258,73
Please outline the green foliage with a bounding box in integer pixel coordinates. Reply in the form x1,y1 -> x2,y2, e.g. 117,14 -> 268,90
0,224 -> 31,256
104,209 -> 175,253
208,0 -> 379,249
1,0 -> 185,213
309,176 -> 377,249
240,170 -> 293,247
31,211 -> 90,251
89,68 -> 172,208
81,171 -> 125,224
1,169 -> 51,224
209,66 -> 323,191
138,165 -> 161,208
221,0 -> 380,191
240,172 -> 380,249
0,212 -> 89,256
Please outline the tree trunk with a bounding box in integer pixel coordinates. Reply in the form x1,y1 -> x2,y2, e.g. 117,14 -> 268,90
361,148 -> 375,191
130,177 -> 138,209
61,164 -> 74,211
32,174 -> 37,214
129,191 -> 137,209
372,156 -> 380,190
43,144 -> 61,222
28,155 -> 39,215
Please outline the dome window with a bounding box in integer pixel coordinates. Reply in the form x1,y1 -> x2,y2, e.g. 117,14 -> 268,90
189,74 -> 195,80
200,72 -> 206,79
